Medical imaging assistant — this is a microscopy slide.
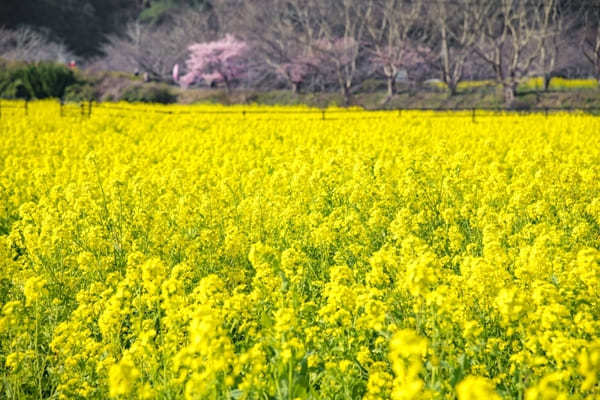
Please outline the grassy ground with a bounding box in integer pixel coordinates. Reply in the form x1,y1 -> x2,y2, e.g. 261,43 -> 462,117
87,70 -> 600,109
180,86 -> 600,110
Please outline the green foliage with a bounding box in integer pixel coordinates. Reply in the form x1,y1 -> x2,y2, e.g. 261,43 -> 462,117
139,1 -> 178,24
510,94 -> 537,111
0,62 -> 78,100
139,0 -> 211,24
120,83 -> 178,104
20,63 -> 76,100
64,83 -> 97,102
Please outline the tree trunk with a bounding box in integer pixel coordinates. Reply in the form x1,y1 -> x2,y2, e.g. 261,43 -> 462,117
341,84 -> 351,105
440,16 -> 453,97
503,83 -> 517,106
291,81 -> 300,94
543,73 -> 552,92
386,76 -> 396,98
224,78 -> 231,94
447,81 -> 458,96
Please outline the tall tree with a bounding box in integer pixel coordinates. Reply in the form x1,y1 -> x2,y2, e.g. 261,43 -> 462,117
428,0 -> 487,95
472,0 -> 560,105
0,26 -> 74,62
535,0 -> 572,91
232,0 -> 318,93
100,9 -> 216,81
310,0 -> 374,104
364,0 -> 428,99
581,4 -> 600,85
180,34 -> 249,92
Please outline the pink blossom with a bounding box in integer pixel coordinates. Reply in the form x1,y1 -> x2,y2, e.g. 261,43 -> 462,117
180,34 -> 248,90
277,57 -> 317,84
179,72 -> 196,89
370,44 -> 427,78
313,37 -> 359,66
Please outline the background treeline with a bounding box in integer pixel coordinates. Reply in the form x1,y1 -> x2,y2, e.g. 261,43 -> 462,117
2,0 -> 600,106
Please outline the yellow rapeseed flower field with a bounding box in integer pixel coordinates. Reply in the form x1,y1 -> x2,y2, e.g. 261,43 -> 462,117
432,77 -> 598,92
1,100 -> 600,399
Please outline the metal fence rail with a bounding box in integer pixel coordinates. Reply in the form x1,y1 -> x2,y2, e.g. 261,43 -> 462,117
1,99 -> 599,123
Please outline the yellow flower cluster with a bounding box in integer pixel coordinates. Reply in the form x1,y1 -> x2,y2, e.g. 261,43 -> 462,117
432,77 -> 598,92
520,77 -> 598,91
1,100 -> 600,399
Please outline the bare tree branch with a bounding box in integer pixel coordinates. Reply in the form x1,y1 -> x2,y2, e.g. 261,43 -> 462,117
0,26 -> 74,63
97,8 -> 216,82
472,0 -> 560,105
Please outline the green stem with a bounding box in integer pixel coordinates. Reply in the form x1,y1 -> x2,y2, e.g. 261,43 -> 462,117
288,355 -> 293,400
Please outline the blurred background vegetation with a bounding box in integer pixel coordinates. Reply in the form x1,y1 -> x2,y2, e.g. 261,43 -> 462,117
3,0 -> 600,109
0,1 -> 211,57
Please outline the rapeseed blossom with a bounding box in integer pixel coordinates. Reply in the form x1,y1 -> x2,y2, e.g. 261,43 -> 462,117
108,353 -> 140,397
456,376 -> 500,400
0,100 -> 599,398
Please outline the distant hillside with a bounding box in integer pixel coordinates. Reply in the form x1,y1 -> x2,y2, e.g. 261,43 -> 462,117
0,0 -> 208,57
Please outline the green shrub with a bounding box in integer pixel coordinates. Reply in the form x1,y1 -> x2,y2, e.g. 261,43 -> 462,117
0,61 -> 25,98
0,61 -> 78,100
120,83 -> 178,104
0,76 -> 29,99
510,94 -> 537,111
64,83 -> 96,102
16,63 -> 76,99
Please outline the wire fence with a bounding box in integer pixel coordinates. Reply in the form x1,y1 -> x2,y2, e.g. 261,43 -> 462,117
1,99 -> 599,123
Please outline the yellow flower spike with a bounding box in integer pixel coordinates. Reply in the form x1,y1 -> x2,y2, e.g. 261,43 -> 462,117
389,330 -> 429,400
23,276 -> 47,306
525,372 -> 569,400
456,376 -> 501,400
578,341 -> 600,392
274,307 -> 296,333
108,353 -> 140,398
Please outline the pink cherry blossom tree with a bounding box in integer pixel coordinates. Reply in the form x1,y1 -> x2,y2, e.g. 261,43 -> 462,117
274,56 -> 318,94
180,34 -> 249,92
